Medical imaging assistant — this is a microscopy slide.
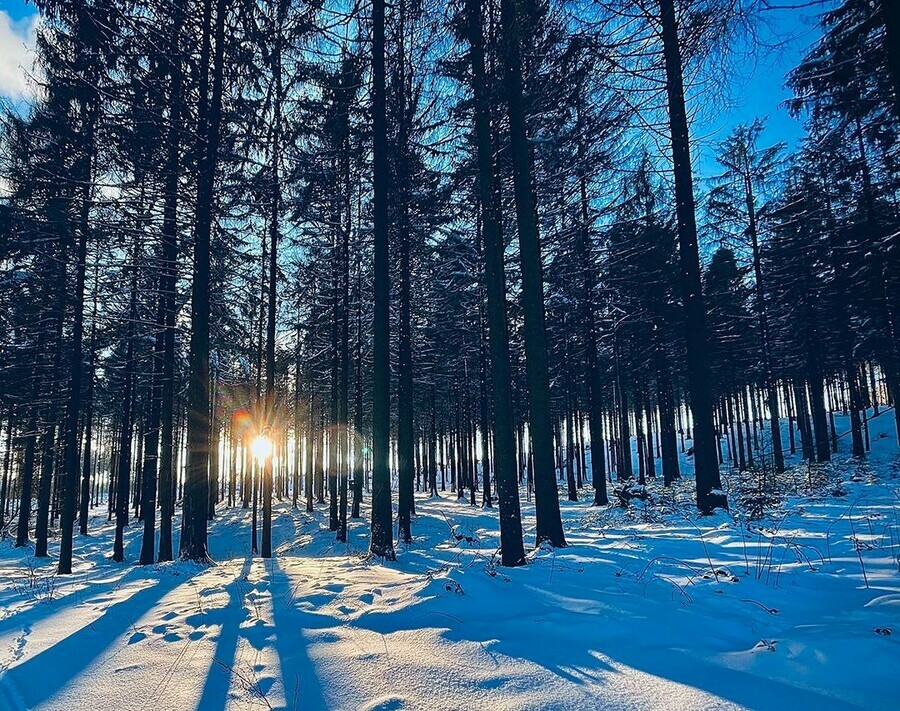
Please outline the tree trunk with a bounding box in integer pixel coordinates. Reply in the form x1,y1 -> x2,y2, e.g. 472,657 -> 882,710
181,0 -> 227,562
15,425 -> 36,547
466,0 -> 526,564
58,93 -> 97,574
657,0 -> 725,512
261,0 -> 284,559
369,0 -> 396,561
113,250 -> 139,563
499,0 -> 565,547
744,189 -> 784,473
79,284 -> 99,536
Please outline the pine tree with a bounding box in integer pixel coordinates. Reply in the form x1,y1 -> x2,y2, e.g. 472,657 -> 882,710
182,0 -> 229,562
464,0 -> 526,566
499,0 -> 565,547
369,0 -> 396,561
708,119 -> 787,474
657,0 -> 725,512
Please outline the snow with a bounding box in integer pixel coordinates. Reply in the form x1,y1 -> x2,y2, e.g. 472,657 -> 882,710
0,412 -> 897,710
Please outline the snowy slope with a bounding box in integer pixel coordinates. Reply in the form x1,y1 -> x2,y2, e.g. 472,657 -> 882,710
0,412 -> 897,710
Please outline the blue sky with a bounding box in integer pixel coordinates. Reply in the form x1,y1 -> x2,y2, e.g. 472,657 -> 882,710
1,0 -> 823,172
0,0 -> 29,20
692,6 -> 825,172
0,0 -> 39,103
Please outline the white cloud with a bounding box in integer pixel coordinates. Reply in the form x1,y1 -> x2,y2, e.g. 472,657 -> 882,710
0,11 -> 39,101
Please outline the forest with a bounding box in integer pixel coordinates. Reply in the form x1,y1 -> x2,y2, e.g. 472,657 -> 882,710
0,0 -> 898,707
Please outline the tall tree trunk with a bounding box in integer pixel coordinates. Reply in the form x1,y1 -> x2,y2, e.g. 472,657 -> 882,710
35,276 -> 65,558
564,331 -> 577,501
157,0 -> 186,563
352,249 -> 364,518
476,219 -> 493,510
745,177 -> 784,473
395,0 -> 415,545
614,332 -> 632,481
466,0 -> 525,565
805,330 -> 831,462
369,0 -> 396,561
575,149 -> 608,505
157,0 -> 184,560
113,248 -> 139,563
428,387 -> 438,497
654,330 -> 680,485
499,0 -> 565,547
59,92 -> 97,574
79,275 -> 99,535
329,215 -> 340,533
657,0 -> 725,512
139,234 -> 168,564
182,0 -> 227,562
306,401 -> 315,512
337,53 -> 352,544
293,326 -> 301,509
261,0 -> 285,560
208,374 -> 218,519
15,425 -> 36,547
794,381 -> 814,462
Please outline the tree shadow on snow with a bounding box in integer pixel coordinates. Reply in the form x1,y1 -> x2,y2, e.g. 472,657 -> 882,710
0,564 -> 202,709
435,588 -> 871,711
0,518 -> 166,636
270,556 -> 331,710
322,556 -> 869,711
194,557 -> 256,710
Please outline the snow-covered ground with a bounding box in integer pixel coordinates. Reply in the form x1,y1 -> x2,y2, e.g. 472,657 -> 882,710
0,412 -> 898,710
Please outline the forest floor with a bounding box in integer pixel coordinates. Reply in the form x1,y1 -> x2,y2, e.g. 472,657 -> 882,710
0,413 -> 898,710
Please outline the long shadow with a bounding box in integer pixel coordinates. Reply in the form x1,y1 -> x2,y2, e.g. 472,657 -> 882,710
298,552 -> 868,711
404,584 -> 870,711
339,593 -> 867,711
0,565 -> 201,709
206,507 -> 252,560
443,610 -> 868,710
271,498 -> 874,709
0,580 -> 107,638
271,557 -> 330,710
194,558 -> 254,711
271,510 -> 299,551
607,644 -> 866,711
0,520 -> 163,636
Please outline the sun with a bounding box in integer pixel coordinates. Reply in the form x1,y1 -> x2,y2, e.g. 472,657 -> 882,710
251,434 -> 273,463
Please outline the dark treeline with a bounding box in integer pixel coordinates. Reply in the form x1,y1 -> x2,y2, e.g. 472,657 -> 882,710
0,0 -> 898,571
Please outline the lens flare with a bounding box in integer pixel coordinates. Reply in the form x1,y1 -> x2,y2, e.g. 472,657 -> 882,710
251,434 -> 273,463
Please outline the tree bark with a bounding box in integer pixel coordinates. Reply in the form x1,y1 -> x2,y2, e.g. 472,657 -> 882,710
658,0 -> 725,512
369,0 -> 396,561
499,0 -> 565,547
181,0 -> 227,562
466,0 -> 526,564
